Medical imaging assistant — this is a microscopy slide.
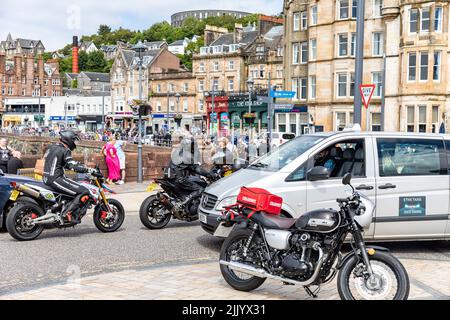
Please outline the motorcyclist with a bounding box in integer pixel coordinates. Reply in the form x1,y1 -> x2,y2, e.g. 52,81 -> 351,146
42,130 -> 97,222
169,136 -> 214,207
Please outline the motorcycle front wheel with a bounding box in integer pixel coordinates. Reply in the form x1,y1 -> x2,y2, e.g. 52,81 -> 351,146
337,251 -> 409,300
139,195 -> 171,229
93,199 -> 125,233
6,202 -> 45,241
219,228 -> 266,292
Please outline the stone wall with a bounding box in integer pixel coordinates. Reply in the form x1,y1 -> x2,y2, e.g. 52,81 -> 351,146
1,134 -> 172,182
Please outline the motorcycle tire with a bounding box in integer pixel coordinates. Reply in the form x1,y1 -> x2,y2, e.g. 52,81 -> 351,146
93,199 -> 125,233
139,195 -> 172,230
219,228 -> 266,292
6,202 -> 45,241
337,251 -> 410,300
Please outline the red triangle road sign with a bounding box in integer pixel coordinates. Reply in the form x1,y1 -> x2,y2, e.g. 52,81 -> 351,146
359,84 -> 376,109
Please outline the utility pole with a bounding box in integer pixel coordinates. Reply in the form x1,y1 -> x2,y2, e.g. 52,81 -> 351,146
212,86 -> 216,138
166,85 -> 170,133
354,0 -> 366,126
102,83 -> 105,132
267,72 -> 273,151
137,57 -> 143,183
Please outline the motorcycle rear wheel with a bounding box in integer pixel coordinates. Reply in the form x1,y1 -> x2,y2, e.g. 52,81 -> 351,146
6,203 -> 45,241
337,251 -> 410,300
139,195 -> 172,229
220,228 -> 266,292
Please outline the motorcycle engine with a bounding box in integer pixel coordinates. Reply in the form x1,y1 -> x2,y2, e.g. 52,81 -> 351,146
279,232 -> 316,278
281,254 -> 310,277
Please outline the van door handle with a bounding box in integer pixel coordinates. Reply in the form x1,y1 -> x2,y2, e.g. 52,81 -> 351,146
378,183 -> 396,190
356,184 -> 374,190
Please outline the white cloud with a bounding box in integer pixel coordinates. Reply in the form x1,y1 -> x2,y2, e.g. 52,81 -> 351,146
0,0 -> 282,51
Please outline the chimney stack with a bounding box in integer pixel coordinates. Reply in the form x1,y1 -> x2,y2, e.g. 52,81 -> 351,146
234,24 -> 244,43
72,36 -> 79,74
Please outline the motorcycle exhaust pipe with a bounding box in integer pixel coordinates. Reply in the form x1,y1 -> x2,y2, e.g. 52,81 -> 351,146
31,213 -> 58,225
15,184 -> 40,199
220,247 -> 326,287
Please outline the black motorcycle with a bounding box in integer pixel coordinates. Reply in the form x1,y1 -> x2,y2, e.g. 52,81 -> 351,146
217,173 -> 410,300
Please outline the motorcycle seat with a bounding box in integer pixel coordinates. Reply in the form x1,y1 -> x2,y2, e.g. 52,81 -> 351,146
251,212 -> 296,230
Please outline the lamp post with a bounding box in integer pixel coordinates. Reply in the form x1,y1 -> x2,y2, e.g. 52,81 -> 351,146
24,106 -> 29,127
133,40 -> 147,184
175,92 -> 181,129
246,78 -> 254,142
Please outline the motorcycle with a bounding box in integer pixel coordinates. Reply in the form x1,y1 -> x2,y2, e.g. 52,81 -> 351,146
217,172 -> 410,300
6,168 -> 125,241
139,166 -> 222,230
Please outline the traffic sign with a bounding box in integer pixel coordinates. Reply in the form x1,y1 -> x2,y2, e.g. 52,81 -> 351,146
273,103 -> 294,110
270,90 -> 296,99
359,84 -> 376,109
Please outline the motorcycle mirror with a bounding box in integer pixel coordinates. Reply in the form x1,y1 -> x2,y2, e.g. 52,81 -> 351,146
342,173 -> 352,186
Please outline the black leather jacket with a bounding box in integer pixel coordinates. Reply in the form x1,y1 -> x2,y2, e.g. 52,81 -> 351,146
43,143 -> 89,184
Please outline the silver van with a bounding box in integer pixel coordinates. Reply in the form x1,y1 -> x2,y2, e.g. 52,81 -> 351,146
199,131 -> 450,241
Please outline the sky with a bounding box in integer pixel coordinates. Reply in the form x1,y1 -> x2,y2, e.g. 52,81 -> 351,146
0,0 -> 282,51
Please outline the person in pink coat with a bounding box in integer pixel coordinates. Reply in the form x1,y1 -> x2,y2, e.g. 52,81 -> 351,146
102,135 -> 121,184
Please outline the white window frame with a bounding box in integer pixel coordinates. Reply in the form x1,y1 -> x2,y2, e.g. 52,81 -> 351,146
371,72 -> 383,97
300,42 -> 308,64
433,51 -> 441,82
419,51 -> 429,82
213,61 -> 219,72
198,80 -> 204,92
409,8 -> 419,34
420,7 -> 430,33
337,73 -> 348,98
407,52 -> 417,82
292,43 -> 300,65
301,11 -> 308,30
311,5 -> 318,26
228,78 -> 235,92
351,33 -> 356,57
293,12 -> 300,32
372,32 -> 384,56
310,38 -> 317,61
228,60 -> 234,70
434,7 -> 443,33
309,76 -> 316,99
338,33 -> 349,57
373,0 -> 382,18
339,0 -> 349,19
199,62 -> 205,72
300,77 -> 307,100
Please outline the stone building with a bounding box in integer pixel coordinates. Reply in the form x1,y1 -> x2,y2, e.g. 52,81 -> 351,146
109,46 -> 181,129
0,54 -> 63,127
0,33 -> 45,59
282,0 -> 449,134
77,71 -> 111,92
148,71 -> 203,133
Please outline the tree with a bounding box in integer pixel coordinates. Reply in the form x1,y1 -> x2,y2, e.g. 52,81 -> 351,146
98,24 -> 112,37
86,51 -> 107,72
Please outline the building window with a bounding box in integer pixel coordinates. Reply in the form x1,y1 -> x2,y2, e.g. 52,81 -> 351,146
337,73 -> 347,97
300,42 -> 308,63
183,100 -> 188,112
156,102 -> 161,112
351,33 -> 356,56
310,38 -> 317,61
409,9 -> 418,33
22,88 -> 26,96
372,72 -> 383,97
350,73 -> 355,97
373,0 -> 382,18
421,7 -> 430,32
212,79 -> 219,91
183,83 -> 189,92
433,51 -> 441,81
213,61 -> 219,72
293,12 -> 300,31
418,105 -> 427,132
278,114 -> 287,132
292,43 -> 300,64
198,99 -> 204,111
336,112 -> 346,131
339,0 -> 349,19
432,105 -> 439,131
434,7 -> 443,32
420,51 -> 428,81
310,5 -> 318,26
199,80 -> 204,92
228,78 -> 235,92
309,76 -> 316,99
300,78 -> 307,100
407,106 -> 415,132
228,60 -> 234,70
276,67 -> 283,79
372,113 -> 381,131
199,62 -> 205,72
156,84 -> 161,93
301,11 -> 308,30
351,0 -> 357,18
338,34 -> 348,57
372,32 -> 383,56
408,52 -> 417,81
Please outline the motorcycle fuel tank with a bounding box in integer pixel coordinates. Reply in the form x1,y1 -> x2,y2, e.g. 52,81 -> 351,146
295,209 -> 340,233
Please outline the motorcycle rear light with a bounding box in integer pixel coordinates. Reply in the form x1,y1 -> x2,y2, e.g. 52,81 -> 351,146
10,182 -> 17,189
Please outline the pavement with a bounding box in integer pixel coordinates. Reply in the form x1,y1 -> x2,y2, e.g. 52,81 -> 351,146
0,185 -> 449,300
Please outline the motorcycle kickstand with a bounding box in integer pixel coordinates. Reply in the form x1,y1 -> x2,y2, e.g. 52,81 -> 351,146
304,286 -> 321,299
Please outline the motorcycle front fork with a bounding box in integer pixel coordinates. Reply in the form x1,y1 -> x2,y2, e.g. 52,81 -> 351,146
352,222 -> 374,277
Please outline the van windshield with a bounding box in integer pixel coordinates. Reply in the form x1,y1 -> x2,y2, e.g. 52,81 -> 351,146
249,135 -> 324,172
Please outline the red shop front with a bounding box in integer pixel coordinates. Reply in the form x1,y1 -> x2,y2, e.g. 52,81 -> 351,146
206,95 -> 229,137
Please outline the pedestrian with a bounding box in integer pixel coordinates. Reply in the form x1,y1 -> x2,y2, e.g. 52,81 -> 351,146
114,133 -> 126,185
7,151 -> 24,175
0,138 -> 15,174
101,135 -> 121,184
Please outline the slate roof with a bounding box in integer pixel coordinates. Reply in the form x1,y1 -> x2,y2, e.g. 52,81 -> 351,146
169,40 -> 186,46
210,30 -> 258,47
121,48 -> 162,69
81,71 -> 110,82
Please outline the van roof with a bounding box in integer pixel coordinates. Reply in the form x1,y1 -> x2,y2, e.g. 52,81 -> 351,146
310,131 -> 450,139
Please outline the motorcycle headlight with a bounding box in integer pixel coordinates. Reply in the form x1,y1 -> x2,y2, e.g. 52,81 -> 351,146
216,196 -> 238,211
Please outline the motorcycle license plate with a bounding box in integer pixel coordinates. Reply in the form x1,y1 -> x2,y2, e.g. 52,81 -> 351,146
213,222 -> 235,238
146,182 -> 159,192
10,190 -> 20,201
224,170 -> 233,177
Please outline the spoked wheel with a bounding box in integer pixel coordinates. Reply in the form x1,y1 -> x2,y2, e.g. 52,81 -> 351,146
93,199 -> 125,233
6,203 -> 45,241
139,195 -> 171,230
219,229 -> 266,292
337,251 -> 410,300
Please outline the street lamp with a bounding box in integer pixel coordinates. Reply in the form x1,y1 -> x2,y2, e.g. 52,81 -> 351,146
204,90 -> 216,137
175,92 -> 181,129
246,78 -> 255,141
132,40 -> 147,184
24,106 -> 29,126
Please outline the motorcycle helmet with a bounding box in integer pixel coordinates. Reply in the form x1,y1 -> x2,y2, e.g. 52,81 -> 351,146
60,130 -> 80,151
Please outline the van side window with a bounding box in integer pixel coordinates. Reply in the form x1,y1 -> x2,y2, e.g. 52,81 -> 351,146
445,140 -> 450,174
377,138 -> 446,177
286,164 -> 307,182
311,139 -> 365,178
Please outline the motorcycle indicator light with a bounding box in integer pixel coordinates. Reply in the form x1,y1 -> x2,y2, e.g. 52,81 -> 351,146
10,182 -> 17,189
367,248 -> 376,256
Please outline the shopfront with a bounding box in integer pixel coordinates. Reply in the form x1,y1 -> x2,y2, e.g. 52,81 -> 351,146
275,105 -> 312,135
228,97 -> 269,135
48,116 -> 76,129
2,115 -> 22,128
206,96 -> 229,137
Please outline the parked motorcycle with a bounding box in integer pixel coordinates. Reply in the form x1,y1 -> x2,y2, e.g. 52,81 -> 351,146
6,168 -> 125,241
217,172 -> 410,300
139,167 -> 223,230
